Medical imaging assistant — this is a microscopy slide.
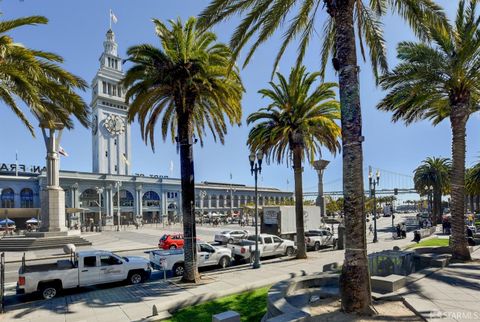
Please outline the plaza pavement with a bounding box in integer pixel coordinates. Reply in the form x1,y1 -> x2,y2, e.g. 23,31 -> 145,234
1,230 -> 417,322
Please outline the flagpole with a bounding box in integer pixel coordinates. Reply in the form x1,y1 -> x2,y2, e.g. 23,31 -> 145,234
15,151 -> 18,176
109,9 -> 112,29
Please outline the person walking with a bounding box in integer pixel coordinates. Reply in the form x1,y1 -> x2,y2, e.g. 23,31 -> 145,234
368,223 -> 373,235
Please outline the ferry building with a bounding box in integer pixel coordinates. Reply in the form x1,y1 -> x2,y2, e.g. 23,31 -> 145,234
0,30 -> 292,229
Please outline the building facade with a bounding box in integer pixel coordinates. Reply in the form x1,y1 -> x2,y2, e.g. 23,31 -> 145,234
0,29 -> 292,229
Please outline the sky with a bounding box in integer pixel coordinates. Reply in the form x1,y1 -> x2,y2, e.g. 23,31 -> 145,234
0,0 -> 473,199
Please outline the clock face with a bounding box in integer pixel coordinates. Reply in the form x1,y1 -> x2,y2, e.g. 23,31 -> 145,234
92,115 -> 98,135
104,114 -> 125,135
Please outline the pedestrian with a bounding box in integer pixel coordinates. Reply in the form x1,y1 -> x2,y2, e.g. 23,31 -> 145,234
401,223 -> 407,239
368,223 -> 373,235
396,224 -> 401,238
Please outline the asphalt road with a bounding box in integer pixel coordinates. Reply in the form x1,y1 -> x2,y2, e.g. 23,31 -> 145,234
1,214 -> 407,287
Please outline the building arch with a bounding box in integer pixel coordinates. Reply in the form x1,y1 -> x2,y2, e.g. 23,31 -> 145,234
219,195 -> 225,208
80,188 -> 104,208
1,188 -> 14,208
210,195 -> 217,208
142,191 -> 160,207
113,189 -> 134,207
20,188 -> 34,208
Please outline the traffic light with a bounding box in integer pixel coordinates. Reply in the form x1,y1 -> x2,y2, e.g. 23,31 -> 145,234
394,188 -> 398,195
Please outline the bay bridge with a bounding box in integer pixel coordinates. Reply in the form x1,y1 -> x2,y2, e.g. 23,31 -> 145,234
302,166 -> 418,198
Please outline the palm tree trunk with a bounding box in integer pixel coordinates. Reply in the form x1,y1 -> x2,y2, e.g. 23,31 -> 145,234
476,195 -> 479,213
449,105 -> 471,261
178,110 -> 200,283
469,195 -> 474,213
335,0 -> 373,314
293,145 -> 307,259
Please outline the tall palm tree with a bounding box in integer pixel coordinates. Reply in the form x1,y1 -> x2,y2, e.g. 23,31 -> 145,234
247,66 -> 341,259
377,0 -> 480,261
0,15 -> 89,133
413,157 -> 451,225
199,0 -> 446,313
123,17 -> 243,282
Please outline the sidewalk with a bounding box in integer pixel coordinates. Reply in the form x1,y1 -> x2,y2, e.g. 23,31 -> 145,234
402,251 -> 480,322
2,234 -> 415,322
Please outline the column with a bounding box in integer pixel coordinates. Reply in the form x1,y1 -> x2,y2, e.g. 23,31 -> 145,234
313,159 -> 330,217
136,185 -> 143,221
105,185 -> 114,226
161,191 -> 167,220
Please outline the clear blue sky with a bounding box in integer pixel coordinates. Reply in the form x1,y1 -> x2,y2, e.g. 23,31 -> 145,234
0,0 -> 473,196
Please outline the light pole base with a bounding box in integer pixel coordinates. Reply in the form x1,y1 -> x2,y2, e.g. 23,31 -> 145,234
252,251 -> 261,269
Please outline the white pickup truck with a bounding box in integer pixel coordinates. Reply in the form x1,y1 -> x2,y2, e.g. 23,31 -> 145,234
305,229 -> 337,251
17,250 -> 152,299
227,234 -> 296,263
149,242 -> 232,276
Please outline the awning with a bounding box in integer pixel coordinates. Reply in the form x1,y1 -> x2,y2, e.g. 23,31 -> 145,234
0,208 -> 40,218
66,208 -> 87,214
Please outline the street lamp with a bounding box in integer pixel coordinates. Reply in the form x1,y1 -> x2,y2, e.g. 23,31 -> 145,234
249,151 -> 263,269
115,181 -> 122,231
96,187 -> 104,232
424,185 -> 433,221
200,190 -> 207,225
369,167 -> 380,243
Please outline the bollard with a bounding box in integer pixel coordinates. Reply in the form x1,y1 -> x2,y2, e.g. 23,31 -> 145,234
152,305 -> 158,316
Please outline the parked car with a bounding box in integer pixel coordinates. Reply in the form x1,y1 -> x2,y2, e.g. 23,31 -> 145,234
305,229 -> 337,251
149,242 -> 232,276
227,234 -> 296,263
214,230 -> 249,244
17,250 -> 151,300
158,233 -> 184,249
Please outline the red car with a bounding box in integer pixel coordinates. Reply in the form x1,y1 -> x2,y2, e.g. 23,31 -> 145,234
158,233 -> 184,249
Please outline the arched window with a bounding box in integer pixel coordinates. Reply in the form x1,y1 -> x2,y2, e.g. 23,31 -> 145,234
20,188 -> 34,208
114,190 -> 134,207
143,191 -> 160,207
80,188 -> 104,208
1,188 -> 14,208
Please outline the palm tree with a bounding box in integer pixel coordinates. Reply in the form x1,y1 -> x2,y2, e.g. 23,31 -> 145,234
0,15 -> 89,134
377,0 -> 480,261
413,157 -> 451,225
123,17 -> 243,282
247,66 -> 341,259
466,163 -> 480,211
199,0 -> 446,313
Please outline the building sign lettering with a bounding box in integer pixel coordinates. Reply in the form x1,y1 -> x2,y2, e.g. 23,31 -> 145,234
134,173 -> 168,179
0,163 -> 46,174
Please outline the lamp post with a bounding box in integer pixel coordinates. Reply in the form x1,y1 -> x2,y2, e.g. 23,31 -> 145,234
200,190 -> 207,225
369,166 -> 380,243
96,187 -> 104,232
424,185 -> 433,221
115,181 -> 122,231
249,151 -> 263,269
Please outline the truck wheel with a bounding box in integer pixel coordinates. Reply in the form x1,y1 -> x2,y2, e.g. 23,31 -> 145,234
218,256 -> 230,269
228,238 -> 234,244
39,284 -> 59,300
285,247 -> 294,257
128,271 -> 144,285
172,263 -> 185,277
169,245 -> 177,249
314,242 -> 321,251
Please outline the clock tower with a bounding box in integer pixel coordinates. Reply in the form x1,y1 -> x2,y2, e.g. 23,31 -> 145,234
91,29 -> 131,175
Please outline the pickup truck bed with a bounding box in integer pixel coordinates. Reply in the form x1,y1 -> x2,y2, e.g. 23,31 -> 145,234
21,260 -> 75,273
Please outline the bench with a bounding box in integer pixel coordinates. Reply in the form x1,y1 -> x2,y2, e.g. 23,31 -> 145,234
371,274 -> 406,294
